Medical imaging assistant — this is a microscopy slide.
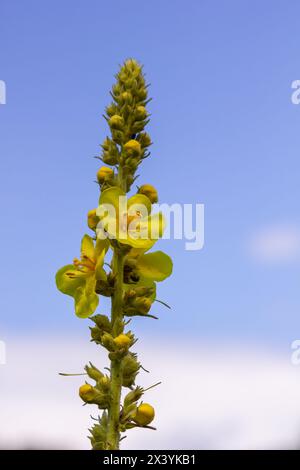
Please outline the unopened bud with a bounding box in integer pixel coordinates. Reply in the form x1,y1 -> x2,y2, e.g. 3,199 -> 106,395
133,403 -> 155,426
135,105 -> 147,120
124,387 -> 144,407
85,363 -> 104,382
124,139 -> 141,158
87,209 -> 99,230
79,384 -> 97,403
109,114 -> 124,130
134,297 -> 152,315
113,333 -> 132,349
138,132 -> 152,148
138,184 -> 158,204
120,91 -> 133,104
97,166 -> 114,184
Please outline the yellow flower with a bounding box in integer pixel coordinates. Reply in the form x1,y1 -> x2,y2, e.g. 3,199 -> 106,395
133,403 -> 155,426
56,235 -> 109,318
97,187 -> 165,250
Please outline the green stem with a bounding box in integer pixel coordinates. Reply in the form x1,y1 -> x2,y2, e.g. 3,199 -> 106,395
107,243 -> 124,449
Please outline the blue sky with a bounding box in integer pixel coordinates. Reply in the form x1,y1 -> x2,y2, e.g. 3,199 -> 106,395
1,0 -> 300,348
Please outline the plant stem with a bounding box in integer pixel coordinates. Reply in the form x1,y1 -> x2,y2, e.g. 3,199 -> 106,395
107,161 -> 127,450
107,245 -> 124,449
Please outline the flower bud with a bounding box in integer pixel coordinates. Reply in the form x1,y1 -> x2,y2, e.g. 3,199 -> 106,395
138,184 -> 158,204
113,333 -> 132,349
91,314 -> 111,332
98,376 -> 110,392
120,91 -> 133,104
122,353 -> 140,387
133,403 -> 155,426
126,156 -> 140,171
85,363 -> 103,382
124,139 -> 141,158
137,88 -> 148,101
134,297 -> 152,315
79,383 -> 109,408
87,209 -> 99,231
132,120 -> 146,134
97,166 -> 114,184
124,386 -> 144,407
111,129 -> 124,145
106,103 -> 118,117
101,332 -> 116,351
138,132 -> 152,148
90,326 -> 103,343
135,105 -> 147,120
109,114 -> 124,130
79,384 -> 98,403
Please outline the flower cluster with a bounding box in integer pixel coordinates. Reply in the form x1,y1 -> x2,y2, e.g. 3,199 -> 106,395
55,59 -> 172,450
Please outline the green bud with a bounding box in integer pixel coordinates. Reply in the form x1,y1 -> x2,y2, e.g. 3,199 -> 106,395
111,129 -> 124,145
120,91 -> 133,104
89,411 -> 108,450
97,375 -> 110,393
124,386 -> 144,407
132,120 -> 147,134
91,314 -> 111,332
137,132 -> 152,148
101,332 -> 116,352
136,297 -> 152,314
90,326 -> 103,343
122,353 -> 140,388
85,362 -> 104,382
101,137 -> 119,165
105,103 -> 118,117
137,87 -> 148,101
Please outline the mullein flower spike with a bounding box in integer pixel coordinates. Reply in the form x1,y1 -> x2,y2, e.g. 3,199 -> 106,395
55,58 -> 173,449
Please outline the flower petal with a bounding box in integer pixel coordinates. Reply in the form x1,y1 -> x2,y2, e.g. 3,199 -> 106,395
99,186 -> 124,208
81,234 -> 95,261
74,277 -> 99,318
128,193 -> 152,215
136,251 -> 173,282
55,265 -> 85,296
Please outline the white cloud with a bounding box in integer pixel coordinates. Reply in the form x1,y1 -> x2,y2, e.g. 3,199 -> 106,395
1,337 -> 300,449
247,224 -> 300,264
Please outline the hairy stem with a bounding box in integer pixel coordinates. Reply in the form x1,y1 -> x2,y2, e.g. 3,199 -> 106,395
107,241 -> 124,449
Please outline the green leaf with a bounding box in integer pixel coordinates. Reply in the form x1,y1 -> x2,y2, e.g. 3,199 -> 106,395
136,251 -> 173,282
